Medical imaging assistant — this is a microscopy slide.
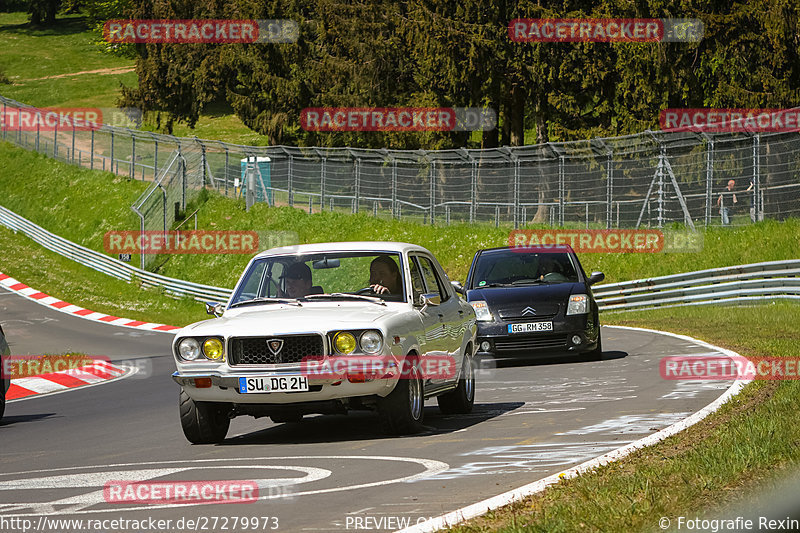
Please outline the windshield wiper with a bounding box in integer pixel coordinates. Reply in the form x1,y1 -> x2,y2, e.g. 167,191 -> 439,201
229,297 -> 302,308
511,279 -> 546,285
303,293 -> 387,305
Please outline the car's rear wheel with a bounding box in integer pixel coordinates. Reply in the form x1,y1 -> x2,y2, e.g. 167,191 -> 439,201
0,389 -> 5,421
378,356 -> 424,435
437,351 -> 475,414
179,389 -> 230,444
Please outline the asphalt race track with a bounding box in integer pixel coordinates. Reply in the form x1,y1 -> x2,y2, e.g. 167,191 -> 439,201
0,284 -> 735,532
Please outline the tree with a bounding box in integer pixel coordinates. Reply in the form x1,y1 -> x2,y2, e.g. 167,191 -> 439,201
28,0 -> 60,25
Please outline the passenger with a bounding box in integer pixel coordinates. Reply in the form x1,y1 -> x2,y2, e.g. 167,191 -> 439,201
282,262 -> 313,298
369,255 -> 403,295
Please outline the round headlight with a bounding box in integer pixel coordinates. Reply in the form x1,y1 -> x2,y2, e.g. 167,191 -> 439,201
360,330 -> 383,354
333,332 -> 357,354
178,338 -> 201,361
202,338 -> 224,360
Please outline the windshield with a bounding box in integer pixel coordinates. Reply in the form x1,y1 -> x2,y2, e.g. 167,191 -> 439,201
230,251 -> 406,306
470,250 -> 579,288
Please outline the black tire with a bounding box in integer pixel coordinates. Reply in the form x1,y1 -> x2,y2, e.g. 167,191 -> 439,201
378,357 -> 424,435
0,391 -> 5,422
179,389 -> 230,444
270,413 -> 303,424
437,352 -> 475,414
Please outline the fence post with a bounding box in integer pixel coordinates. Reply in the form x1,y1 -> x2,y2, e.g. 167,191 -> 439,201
53,121 -> 58,158
429,160 -> 435,224
110,131 -> 115,174
1,101 -> 5,140
606,148 -> 613,229
35,121 -> 40,152
657,143 -> 665,228
470,158 -> 477,224
71,124 -> 76,163
199,138 -> 207,187
130,135 -> 136,179
585,203 -> 589,229
558,155 -> 565,226
495,205 -> 499,227
320,156 -> 326,211
224,147 -> 228,195
90,130 -> 94,170
704,137 -> 713,226
391,158 -> 397,218
753,134 -> 761,221
354,158 -> 360,213
512,156 -> 520,229
288,154 -> 294,207
153,134 -> 159,180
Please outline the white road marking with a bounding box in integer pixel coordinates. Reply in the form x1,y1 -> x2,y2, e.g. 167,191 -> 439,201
0,456 -> 448,517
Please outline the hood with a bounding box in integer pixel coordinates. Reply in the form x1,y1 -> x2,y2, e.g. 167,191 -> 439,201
467,282 -> 580,310
176,300 -> 400,338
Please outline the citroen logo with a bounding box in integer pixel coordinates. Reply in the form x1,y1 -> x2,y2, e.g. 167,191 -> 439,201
521,306 -> 537,316
267,338 -> 284,355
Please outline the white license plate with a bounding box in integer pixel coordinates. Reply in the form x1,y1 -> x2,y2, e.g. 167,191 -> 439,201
508,322 -> 553,334
238,376 -> 309,394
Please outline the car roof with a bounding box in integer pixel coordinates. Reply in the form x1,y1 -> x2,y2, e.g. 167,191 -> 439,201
253,241 -> 432,259
478,245 -> 575,254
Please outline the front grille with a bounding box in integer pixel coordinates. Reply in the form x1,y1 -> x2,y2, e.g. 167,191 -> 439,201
497,303 -> 559,321
229,335 -> 324,365
494,334 -> 568,352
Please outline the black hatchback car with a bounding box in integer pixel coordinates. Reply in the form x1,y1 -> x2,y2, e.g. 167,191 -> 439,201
459,246 -> 605,360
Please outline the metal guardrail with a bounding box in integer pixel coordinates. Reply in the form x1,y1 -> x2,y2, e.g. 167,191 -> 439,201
0,205 -> 797,311
594,260 -> 800,311
0,206 -> 233,303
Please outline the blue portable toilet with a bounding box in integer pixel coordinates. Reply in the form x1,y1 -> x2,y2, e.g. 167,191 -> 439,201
240,156 -> 272,204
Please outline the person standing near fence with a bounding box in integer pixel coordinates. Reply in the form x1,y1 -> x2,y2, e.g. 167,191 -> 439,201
745,180 -> 763,223
717,179 -> 738,225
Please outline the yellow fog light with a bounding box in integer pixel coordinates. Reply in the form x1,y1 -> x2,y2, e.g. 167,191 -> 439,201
202,338 -> 224,360
333,332 -> 357,354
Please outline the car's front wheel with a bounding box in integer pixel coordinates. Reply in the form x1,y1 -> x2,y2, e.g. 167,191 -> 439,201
378,356 -> 424,435
437,351 -> 475,414
179,389 -> 230,444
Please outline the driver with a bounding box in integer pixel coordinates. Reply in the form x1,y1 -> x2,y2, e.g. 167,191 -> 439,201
282,262 -> 313,298
369,255 -> 402,295
538,255 -> 562,280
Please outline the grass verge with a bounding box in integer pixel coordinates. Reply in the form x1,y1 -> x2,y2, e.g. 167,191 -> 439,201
452,303 -> 800,532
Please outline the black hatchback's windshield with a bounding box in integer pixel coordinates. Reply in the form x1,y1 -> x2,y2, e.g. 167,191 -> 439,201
470,250 -> 579,288
231,252 -> 406,306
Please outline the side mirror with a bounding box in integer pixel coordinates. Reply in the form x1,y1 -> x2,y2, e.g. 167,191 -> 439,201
205,301 -> 225,317
588,271 -> 605,286
418,293 -> 441,310
450,280 -> 465,295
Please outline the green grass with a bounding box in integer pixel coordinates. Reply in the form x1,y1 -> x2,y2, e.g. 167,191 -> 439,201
453,303 -> 800,532
0,11 -> 268,144
0,225 -> 208,326
0,12 -> 136,108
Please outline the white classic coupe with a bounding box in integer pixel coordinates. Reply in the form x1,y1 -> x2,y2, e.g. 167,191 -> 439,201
172,242 -> 477,443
